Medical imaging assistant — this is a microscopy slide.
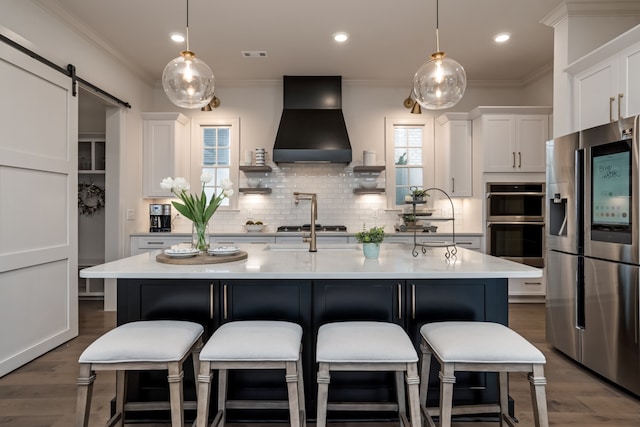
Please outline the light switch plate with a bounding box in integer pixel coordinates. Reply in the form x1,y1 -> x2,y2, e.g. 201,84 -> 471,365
126,209 -> 135,220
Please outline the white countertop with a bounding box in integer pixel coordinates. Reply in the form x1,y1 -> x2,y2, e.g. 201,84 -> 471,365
81,243 -> 540,280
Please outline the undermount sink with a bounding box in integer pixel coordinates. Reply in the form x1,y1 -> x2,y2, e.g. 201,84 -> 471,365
264,243 -> 360,251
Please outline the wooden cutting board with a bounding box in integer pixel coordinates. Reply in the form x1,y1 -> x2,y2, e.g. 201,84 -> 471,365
155,251 -> 248,265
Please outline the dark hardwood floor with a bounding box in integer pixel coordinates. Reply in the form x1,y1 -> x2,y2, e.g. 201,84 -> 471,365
0,301 -> 638,426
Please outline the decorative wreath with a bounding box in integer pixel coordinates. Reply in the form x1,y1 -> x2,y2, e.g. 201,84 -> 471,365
78,182 -> 105,215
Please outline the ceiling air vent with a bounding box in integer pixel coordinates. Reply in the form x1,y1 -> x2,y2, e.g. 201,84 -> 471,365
241,51 -> 268,58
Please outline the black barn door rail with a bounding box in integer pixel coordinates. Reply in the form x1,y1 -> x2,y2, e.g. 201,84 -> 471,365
1,33 -> 132,109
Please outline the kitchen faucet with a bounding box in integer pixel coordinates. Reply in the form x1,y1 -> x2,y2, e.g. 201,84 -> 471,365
293,192 -> 317,252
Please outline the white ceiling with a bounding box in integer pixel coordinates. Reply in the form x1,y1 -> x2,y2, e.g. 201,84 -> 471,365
42,0 -> 563,86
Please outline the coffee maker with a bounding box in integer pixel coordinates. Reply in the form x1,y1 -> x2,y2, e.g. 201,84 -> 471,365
149,204 -> 172,232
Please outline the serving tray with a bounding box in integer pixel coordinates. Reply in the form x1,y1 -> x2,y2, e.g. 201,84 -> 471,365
156,251 -> 248,265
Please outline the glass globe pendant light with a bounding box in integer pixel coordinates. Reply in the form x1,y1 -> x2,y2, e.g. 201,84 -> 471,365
412,0 -> 466,110
162,0 -> 215,109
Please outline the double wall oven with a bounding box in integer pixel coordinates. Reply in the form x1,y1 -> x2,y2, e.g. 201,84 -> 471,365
486,183 -> 545,268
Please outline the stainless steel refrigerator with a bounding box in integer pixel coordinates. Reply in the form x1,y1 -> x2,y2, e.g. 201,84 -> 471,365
546,115 -> 640,396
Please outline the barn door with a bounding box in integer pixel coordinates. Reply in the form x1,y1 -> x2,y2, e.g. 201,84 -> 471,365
0,42 -> 78,376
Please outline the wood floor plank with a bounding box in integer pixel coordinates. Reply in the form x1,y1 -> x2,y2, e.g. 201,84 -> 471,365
0,301 -> 638,426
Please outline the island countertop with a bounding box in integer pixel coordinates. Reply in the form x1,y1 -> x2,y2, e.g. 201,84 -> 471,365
80,243 -> 541,280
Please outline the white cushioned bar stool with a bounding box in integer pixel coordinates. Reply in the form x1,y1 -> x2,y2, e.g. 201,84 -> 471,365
419,321 -> 548,427
315,321 -> 421,427
75,320 -> 204,427
196,320 -> 305,427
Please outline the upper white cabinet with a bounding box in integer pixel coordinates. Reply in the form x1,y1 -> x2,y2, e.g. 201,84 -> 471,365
142,112 -> 189,198
569,26 -> 640,131
435,113 -> 472,197
472,107 -> 550,173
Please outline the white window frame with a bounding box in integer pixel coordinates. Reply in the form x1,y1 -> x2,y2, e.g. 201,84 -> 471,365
384,117 -> 435,209
190,117 -> 239,210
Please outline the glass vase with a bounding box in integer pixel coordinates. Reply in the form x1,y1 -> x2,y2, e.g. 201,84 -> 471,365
362,242 -> 381,259
192,222 -> 210,253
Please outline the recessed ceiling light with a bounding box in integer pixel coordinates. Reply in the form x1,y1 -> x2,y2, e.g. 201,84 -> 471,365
333,32 -> 349,43
493,33 -> 511,43
170,33 -> 185,43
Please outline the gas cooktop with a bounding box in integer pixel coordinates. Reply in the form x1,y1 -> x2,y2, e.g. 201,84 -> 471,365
276,224 -> 347,232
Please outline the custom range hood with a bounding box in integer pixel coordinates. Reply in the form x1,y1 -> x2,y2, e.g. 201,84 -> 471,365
273,76 -> 352,163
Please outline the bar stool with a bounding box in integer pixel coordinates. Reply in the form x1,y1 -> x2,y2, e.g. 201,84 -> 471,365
315,321 -> 421,427
419,321 -> 549,427
196,320 -> 305,427
75,320 -> 204,427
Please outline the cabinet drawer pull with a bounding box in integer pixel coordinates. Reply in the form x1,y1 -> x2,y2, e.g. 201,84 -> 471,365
451,177 -> 455,193
610,96 -> 615,122
618,93 -> 624,120
397,283 -> 402,320
411,283 -> 416,320
147,241 -> 165,245
223,284 -> 228,320
524,282 -> 541,286
209,284 -> 214,319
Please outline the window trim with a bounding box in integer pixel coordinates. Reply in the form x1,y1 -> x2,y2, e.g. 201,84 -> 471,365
384,116 -> 435,209
190,117 -> 239,210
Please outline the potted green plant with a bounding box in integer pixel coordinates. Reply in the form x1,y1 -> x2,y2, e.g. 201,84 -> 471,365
411,187 -> 429,202
401,214 -> 417,227
354,225 -> 385,259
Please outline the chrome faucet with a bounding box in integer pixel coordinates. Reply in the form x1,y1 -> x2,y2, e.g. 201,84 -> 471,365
293,192 -> 317,252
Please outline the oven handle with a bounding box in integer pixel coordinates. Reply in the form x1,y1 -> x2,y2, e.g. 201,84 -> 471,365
486,192 -> 546,197
487,221 -> 545,226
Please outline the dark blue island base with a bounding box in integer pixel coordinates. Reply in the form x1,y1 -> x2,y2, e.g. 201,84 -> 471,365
116,277 -> 509,424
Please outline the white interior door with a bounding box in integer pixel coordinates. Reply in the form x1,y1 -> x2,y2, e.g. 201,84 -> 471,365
0,43 -> 78,376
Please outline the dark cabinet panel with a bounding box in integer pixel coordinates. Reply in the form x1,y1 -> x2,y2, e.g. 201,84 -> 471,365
116,279 -> 217,423
312,280 -> 403,420
406,279 -> 508,409
220,280 -> 312,422
313,279 -> 402,324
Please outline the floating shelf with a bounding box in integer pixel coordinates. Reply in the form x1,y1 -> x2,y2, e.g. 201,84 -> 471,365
240,165 -> 272,173
353,166 -> 385,173
353,188 -> 385,194
239,188 -> 272,194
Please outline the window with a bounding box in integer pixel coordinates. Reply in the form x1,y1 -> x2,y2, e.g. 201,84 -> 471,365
191,118 -> 239,210
385,117 -> 434,208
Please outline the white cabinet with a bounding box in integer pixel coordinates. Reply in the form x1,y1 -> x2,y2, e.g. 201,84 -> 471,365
570,27 -> 640,131
509,273 -> 545,302
277,235 -> 349,245
214,235 -> 276,245
435,113 -> 472,197
130,234 -> 277,255
130,235 -> 192,255
142,113 -> 189,198
472,108 -> 550,173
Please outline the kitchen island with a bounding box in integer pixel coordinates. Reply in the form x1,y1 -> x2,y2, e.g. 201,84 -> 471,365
81,243 -> 541,424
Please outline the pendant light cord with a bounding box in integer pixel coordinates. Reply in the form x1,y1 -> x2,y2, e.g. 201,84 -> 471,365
435,0 -> 440,53
185,0 -> 190,51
